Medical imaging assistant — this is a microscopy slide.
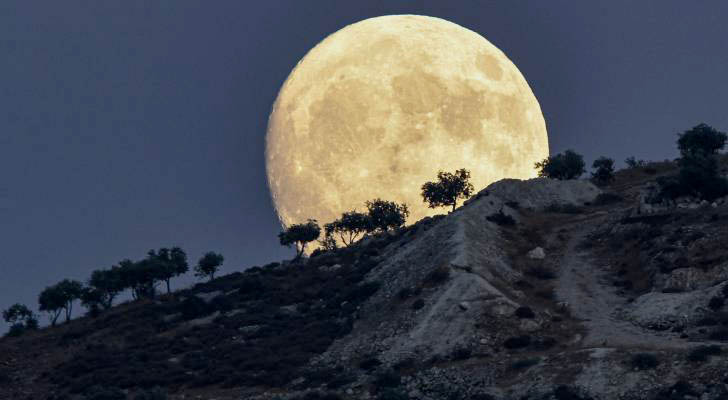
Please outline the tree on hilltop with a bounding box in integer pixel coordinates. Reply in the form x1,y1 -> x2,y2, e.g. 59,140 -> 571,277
421,168 -> 474,212
365,199 -> 409,233
195,251 -> 224,281
535,150 -> 585,180
279,219 -> 321,259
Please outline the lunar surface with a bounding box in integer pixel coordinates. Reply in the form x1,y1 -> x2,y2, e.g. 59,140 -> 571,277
266,15 -> 548,230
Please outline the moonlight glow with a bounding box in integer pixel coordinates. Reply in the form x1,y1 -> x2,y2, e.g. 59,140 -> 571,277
266,15 -> 548,229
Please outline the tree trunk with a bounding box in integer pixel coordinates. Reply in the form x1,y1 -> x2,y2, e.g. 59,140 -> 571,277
166,279 -> 171,294
452,202 -> 456,212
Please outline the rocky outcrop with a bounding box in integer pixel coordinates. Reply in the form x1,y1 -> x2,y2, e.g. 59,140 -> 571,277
314,177 -> 601,368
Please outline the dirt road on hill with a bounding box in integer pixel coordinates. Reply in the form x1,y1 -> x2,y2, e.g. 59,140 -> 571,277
553,213 -> 694,350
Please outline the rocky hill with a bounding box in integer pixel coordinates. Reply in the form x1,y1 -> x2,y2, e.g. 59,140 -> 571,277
3,161 -> 728,400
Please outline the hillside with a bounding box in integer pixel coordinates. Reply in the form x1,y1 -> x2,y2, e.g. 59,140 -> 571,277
3,161 -> 728,400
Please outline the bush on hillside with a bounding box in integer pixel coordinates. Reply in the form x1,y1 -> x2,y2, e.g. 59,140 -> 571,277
535,150 -> 586,180
630,353 -> 659,370
591,156 -> 615,186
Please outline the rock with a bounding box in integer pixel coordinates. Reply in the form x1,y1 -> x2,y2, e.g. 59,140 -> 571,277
688,203 -> 700,210
194,290 -> 223,303
519,319 -> 541,332
458,301 -> 470,311
712,202 -> 718,208
527,247 -> 545,259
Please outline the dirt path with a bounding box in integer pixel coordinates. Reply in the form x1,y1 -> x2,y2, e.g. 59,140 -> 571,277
553,213 -> 693,350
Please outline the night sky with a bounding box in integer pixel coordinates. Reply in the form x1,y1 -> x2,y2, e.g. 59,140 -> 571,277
2,1 -> 728,331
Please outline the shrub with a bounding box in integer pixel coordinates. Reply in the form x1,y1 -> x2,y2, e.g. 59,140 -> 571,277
709,296 -> 725,311
514,306 -> 535,319
7,323 -> 27,338
425,266 -> 450,285
503,335 -> 531,349
397,287 -> 412,300
486,210 -> 515,226
451,346 -> 472,360
687,345 -> 722,362
421,168 -> 475,212
535,150 -> 585,180
591,157 -> 615,186
411,299 -> 425,310
178,296 -> 211,320
359,357 -> 382,371
630,353 -> 658,370
510,357 -> 540,370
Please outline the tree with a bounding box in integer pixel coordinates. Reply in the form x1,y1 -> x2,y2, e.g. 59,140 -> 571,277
38,279 -> 82,325
38,285 -> 65,326
659,123 -> 728,200
195,252 -> 224,281
421,169 -> 475,212
677,123 -> 727,158
2,303 -> 38,335
591,157 -> 615,186
279,219 -> 321,259
365,199 -> 409,233
145,247 -> 189,294
86,267 -> 124,309
535,150 -> 586,180
325,211 -> 372,246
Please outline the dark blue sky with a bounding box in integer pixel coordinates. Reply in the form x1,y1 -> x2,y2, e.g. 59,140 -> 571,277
2,1 -> 728,330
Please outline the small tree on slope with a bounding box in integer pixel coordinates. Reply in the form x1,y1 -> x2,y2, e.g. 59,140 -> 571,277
421,168 -> 475,212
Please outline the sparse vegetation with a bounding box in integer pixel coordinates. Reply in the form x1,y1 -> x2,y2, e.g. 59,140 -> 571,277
503,335 -> 531,349
421,168 -> 475,212
535,150 -> 586,180
514,306 -> 535,319
625,156 -> 646,168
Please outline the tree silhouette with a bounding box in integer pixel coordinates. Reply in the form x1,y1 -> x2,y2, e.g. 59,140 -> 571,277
195,251 -> 224,281
591,157 -> 615,186
325,211 -> 372,246
535,150 -> 586,180
421,169 -> 475,212
39,279 -> 82,325
365,199 -> 409,233
279,219 -> 321,259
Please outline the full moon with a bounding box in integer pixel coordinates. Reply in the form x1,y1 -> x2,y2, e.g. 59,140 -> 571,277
266,15 -> 548,230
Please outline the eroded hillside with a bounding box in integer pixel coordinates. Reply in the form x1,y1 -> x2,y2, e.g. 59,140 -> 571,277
3,163 -> 728,400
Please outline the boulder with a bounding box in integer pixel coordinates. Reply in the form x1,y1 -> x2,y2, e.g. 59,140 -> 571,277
527,247 -> 546,259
